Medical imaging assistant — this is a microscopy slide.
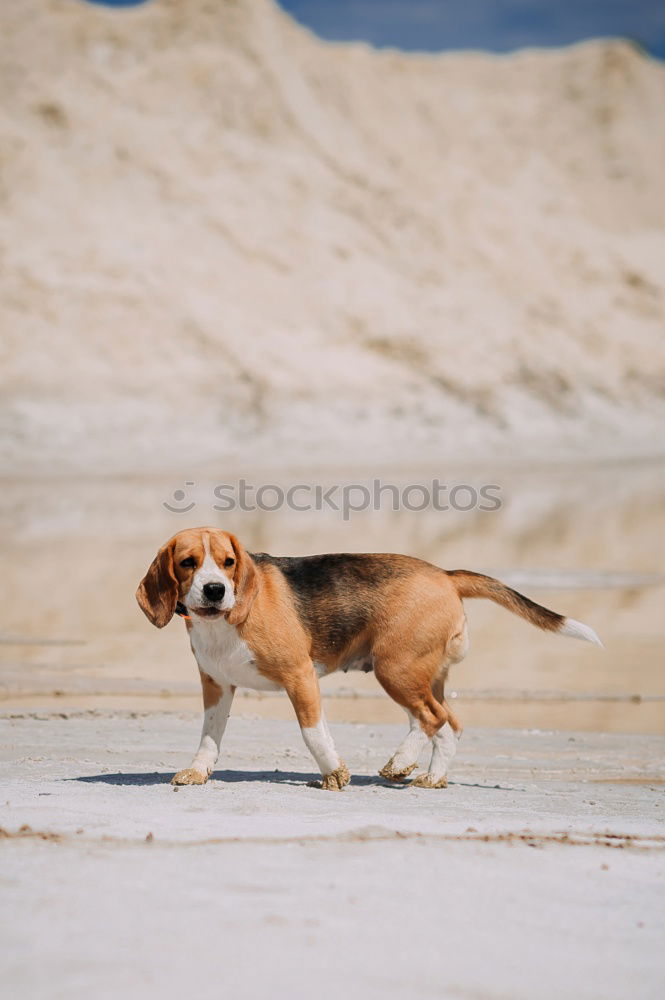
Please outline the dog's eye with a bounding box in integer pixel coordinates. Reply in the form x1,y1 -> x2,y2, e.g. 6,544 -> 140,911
224,557 -> 235,567
179,557 -> 197,569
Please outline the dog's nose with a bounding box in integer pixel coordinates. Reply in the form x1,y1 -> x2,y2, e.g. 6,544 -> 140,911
202,582 -> 225,602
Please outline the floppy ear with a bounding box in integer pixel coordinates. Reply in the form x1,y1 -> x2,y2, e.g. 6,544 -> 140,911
226,533 -> 259,626
136,540 -> 178,628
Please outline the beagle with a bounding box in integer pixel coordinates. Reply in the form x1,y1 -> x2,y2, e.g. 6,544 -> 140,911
136,527 -> 601,790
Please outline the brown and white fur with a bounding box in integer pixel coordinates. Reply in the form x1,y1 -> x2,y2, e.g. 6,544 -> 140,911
136,527 -> 601,790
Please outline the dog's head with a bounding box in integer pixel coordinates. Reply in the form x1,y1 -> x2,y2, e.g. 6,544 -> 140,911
136,528 -> 258,628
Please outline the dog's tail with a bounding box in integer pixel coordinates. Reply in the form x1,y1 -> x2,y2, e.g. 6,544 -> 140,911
448,570 -> 602,646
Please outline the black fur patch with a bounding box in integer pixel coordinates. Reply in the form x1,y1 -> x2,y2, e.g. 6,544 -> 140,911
251,552 -> 409,652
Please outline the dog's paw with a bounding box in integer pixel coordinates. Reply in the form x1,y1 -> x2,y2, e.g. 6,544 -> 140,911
319,762 -> 351,791
171,768 -> 208,786
410,773 -> 448,789
379,760 -> 417,782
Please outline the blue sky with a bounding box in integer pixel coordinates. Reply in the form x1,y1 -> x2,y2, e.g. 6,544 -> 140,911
85,1 -> 665,59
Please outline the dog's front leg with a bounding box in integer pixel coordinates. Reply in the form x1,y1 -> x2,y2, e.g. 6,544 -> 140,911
172,672 -> 236,785
284,664 -> 350,790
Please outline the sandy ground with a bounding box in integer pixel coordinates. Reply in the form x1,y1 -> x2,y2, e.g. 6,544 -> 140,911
1,711 -> 663,999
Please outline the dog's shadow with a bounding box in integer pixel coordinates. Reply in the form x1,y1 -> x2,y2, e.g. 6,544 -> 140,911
70,771 -> 516,791
71,769 -> 390,788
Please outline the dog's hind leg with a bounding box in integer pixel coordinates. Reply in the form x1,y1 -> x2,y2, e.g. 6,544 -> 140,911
374,648 -> 461,787
374,618 -> 467,789
410,721 -> 458,788
410,655 -> 464,789
379,711 -> 429,782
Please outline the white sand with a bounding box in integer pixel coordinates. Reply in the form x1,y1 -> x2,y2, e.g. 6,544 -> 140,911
1,713 -> 664,999
2,0 -> 665,474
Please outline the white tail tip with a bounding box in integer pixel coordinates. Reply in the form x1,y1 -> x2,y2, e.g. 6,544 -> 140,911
559,617 -> 603,647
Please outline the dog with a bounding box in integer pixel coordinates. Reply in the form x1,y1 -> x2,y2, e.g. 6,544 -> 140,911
136,527 -> 601,790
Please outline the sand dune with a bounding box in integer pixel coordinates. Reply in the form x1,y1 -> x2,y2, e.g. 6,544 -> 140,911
2,0 -> 665,473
